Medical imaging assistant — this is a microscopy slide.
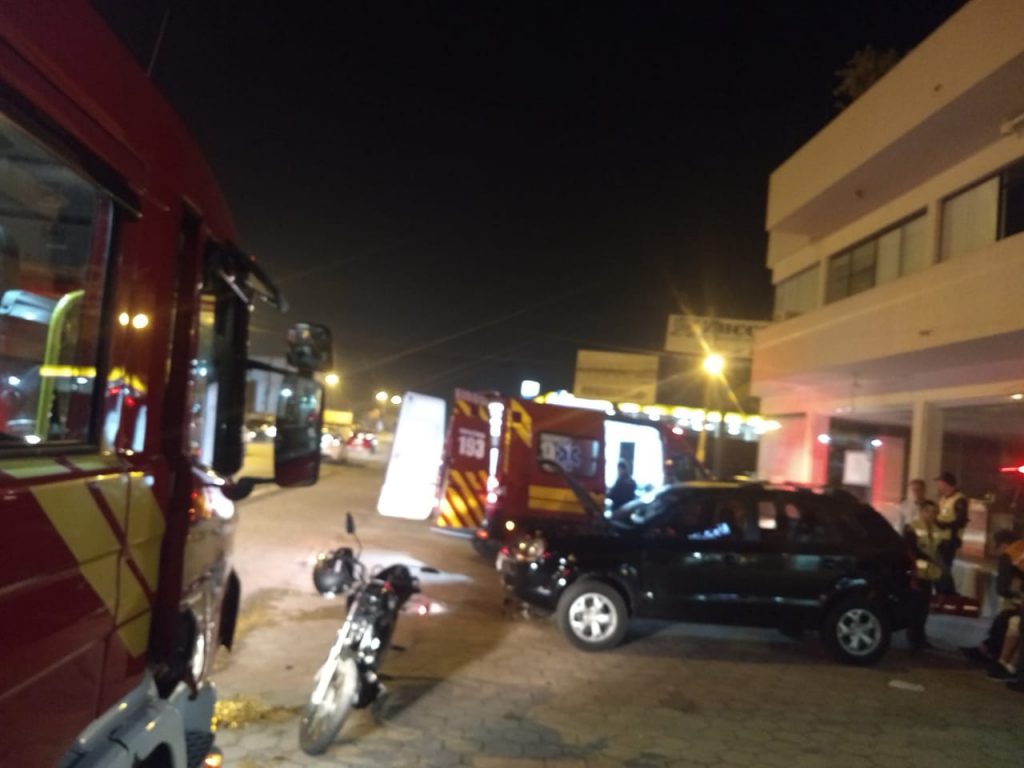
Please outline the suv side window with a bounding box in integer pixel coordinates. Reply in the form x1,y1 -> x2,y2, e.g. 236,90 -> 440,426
645,491 -> 712,538
692,495 -> 748,542
777,495 -> 839,545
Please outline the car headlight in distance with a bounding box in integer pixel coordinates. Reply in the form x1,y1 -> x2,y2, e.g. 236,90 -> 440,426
514,535 -> 547,561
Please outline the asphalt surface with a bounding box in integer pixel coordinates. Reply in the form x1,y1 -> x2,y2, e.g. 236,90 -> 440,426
211,454 -> 1021,768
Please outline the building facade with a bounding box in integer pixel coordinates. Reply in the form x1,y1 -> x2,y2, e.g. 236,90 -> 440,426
752,0 -> 1024,544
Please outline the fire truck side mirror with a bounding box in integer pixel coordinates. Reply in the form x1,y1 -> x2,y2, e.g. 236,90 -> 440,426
286,322 -> 333,373
273,373 -> 324,488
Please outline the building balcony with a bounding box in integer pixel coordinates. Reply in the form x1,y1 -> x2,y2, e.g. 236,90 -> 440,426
766,0 -> 1024,266
752,233 -> 1024,407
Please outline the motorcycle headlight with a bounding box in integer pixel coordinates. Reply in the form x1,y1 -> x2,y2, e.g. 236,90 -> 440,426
513,535 -> 547,561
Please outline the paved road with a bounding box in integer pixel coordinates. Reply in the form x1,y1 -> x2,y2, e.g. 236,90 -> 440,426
212,462 -> 1020,768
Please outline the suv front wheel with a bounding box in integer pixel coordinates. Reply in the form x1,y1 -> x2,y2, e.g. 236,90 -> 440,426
556,580 -> 629,651
823,596 -> 891,665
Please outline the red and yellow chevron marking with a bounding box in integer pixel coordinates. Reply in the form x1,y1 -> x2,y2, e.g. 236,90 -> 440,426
435,468 -> 490,528
508,399 -> 532,446
527,484 -> 604,515
454,397 -> 490,424
26,467 -> 165,657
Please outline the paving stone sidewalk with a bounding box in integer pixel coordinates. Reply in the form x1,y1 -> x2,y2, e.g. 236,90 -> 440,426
213,472 -> 1021,768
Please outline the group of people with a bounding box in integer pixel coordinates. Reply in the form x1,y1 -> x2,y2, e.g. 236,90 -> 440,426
899,473 -> 969,651
900,471 -> 1024,692
961,529 -> 1024,691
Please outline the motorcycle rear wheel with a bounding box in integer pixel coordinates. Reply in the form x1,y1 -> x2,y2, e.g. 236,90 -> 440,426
299,647 -> 361,755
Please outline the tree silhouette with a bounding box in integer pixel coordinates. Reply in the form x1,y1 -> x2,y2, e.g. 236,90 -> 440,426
834,45 -> 902,110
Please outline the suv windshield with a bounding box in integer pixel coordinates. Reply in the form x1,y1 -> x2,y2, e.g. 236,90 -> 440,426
628,487 -> 684,526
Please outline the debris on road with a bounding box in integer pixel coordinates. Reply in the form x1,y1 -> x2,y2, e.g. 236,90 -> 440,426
888,679 -> 926,692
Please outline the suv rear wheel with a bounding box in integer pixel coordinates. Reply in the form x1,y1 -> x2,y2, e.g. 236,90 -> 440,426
556,580 -> 628,651
823,596 -> 890,665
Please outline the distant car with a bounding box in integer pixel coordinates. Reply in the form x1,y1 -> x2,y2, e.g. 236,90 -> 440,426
501,482 -> 922,665
243,417 -> 276,443
320,427 -> 348,463
345,429 -> 378,454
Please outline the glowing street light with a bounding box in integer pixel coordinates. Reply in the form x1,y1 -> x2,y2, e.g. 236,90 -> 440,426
697,353 -> 726,472
390,394 -> 402,406
324,372 -> 340,387
375,390 -> 389,403
702,353 -> 725,377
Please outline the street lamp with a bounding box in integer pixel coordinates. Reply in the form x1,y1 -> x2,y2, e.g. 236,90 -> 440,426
375,390 -> 388,403
390,394 -> 402,406
702,353 -> 725,377
697,352 -> 727,474
324,372 -> 340,387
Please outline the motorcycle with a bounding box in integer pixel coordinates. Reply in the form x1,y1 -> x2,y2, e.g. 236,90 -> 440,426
299,513 -> 425,755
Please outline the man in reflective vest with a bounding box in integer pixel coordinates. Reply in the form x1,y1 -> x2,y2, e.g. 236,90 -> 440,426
934,471 -> 968,595
904,500 -> 942,651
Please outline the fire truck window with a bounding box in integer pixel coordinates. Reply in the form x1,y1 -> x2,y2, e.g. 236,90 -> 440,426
0,112 -> 110,447
188,295 -> 217,466
538,432 -> 600,477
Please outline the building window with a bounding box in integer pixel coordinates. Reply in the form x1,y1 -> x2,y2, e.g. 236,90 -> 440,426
1001,159 -> 1024,240
826,213 -> 926,303
940,158 -> 1024,261
0,112 -> 111,447
773,264 -> 819,321
941,176 -> 998,261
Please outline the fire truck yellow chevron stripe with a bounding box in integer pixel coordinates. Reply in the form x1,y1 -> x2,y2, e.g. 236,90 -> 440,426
464,471 -> 482,493
117,558 -> 149,623
97,474 -> 129,533
32,475 -> 157,657
118,612 -> 151,658
127,474 -> 165,593
32,481 -> 120,563
78,557 -> 118,617
509,399 -> 532,446
0,457 -> 72,479
449,470 -> 483,526
66,454 -> 121,472
456,399 -> 472,416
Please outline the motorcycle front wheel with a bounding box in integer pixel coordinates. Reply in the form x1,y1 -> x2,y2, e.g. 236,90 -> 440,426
299,647 -> 361,755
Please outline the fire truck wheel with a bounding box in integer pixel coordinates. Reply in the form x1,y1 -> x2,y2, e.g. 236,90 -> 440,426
556,580 -> 628,651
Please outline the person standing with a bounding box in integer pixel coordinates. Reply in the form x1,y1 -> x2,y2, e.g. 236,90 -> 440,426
905,500 -> 942,651
896,478 -> 929,532
934,471 -> 969,595
607,460 -> 638,510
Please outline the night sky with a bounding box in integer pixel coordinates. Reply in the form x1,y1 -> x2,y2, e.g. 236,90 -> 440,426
99,0 -> 964,407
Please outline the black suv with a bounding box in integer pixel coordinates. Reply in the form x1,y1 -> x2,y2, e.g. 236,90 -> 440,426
501,482 -> 921,664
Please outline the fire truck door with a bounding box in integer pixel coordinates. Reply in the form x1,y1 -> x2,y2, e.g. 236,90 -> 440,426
378,392 -> 447,520
0,457 -> 153,763
434,396 -> 491,529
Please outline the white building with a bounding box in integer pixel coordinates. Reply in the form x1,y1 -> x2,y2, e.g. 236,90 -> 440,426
752,0 -> 1024,545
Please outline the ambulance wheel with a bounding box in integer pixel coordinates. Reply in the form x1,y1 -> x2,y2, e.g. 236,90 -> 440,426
557,580 -> 628,651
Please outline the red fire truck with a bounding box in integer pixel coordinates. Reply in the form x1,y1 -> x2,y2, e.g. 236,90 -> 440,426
1,5 -> 330,766
432,390 -> 699,556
